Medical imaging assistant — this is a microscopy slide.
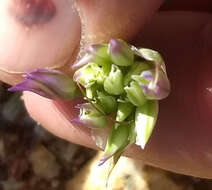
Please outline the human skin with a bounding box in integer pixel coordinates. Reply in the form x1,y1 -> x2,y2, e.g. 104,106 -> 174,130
1,0 -> 212,178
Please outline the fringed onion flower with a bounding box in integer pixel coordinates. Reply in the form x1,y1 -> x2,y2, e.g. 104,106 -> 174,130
9,39 -> 171,180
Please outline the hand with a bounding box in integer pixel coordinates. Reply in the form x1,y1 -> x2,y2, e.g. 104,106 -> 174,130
1,0 -> 212,178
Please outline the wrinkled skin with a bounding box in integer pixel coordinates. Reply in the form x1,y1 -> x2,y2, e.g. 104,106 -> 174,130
1,0 -> 212,178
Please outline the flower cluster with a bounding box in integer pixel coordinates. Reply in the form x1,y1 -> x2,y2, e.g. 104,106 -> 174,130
72,39 -> 170,165
9,39 -> 170,168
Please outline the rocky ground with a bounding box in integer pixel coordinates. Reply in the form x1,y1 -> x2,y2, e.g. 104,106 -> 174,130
0,82 -> 95,190
1,82 -> 212,190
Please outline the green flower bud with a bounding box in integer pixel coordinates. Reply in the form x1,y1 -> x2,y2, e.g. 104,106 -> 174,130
124,61 -> 151,86
72,103 -> 108,129
116,102 -> 134,122
87,44 -> 112,74
128,123 -> 136,144
74,62 -> 105,87
132,69 -> 170,100
124,81 -> 147,107
73,44 -> 111,70
86,84 -> 102,99
135,100 -> 159,149
99,124 -> 130,165
86,86 -> 96,100
108,39 -> 134,66
87,44 -> 109,59
132,47 -> 166,74
104,64 -> 124,95
96,91 -> 117,114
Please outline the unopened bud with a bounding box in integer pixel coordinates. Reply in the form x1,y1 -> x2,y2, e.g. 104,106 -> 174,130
135,100 -> 158,149
132,47 -> 167,74
116,102 -> 134,122
124,81 -> 147,107
98,124 -> 130,165
9,69 -> 78,99
74,62 -> 105,88
72,103 -> 107,129
108,39 -> 134,66
72,44 -> 111,70
124,61 -> 151,86
132,69 -> 170,100
96,91 -> 117,114
104,64 -> 124,95
87,44 -> 110,60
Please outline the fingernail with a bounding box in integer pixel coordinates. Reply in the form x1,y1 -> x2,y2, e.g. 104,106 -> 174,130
0,0 -> 81,72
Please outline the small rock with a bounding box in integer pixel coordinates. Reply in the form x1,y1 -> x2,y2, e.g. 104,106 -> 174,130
2,93 -> 25,123
8,156 -> 30,180
2,177 -> 23,190
66,152 -> 189,190
0,138 -> 5,159
29,145 -> 60,179
0,162 -> 8,181
46,140 -> 78,164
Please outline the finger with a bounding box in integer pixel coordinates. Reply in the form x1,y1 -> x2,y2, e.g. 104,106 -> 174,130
23,92 -> 95,148
23,11 -> 212,178
0,0 -> 81,84
1,0 -> 164,85
132,11 -> 212,177
75,0 -> 164,43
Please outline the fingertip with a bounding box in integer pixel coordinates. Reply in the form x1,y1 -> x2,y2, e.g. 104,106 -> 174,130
22,92 -> 96,148
0,0 -> 81,73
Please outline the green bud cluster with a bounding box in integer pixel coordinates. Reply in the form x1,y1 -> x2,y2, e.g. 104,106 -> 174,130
73,39 -> 170,166
9,38 -> 171,182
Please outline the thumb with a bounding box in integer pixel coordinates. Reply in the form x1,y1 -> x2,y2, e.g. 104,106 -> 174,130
0,0 -> 81,84
0,0 -> 163,84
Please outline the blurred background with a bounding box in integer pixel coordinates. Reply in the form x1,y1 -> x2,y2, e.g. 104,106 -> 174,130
1,82 -> 212,190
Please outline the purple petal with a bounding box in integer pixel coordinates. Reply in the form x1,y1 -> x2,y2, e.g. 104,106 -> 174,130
75,103 -> 92,110
25,69 -> 69,91
70,116 -> 95,129
141,71 -> 154,81
73,71 -> 82,82
87,44 -> 100,54
9,68 -> 78,100
140,70 -> 170,100
72,54 -> 93,70
70,117 -> 81,124
98,154 -> 114,166
109,39 -> 121,55
8,79 -> 55,99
